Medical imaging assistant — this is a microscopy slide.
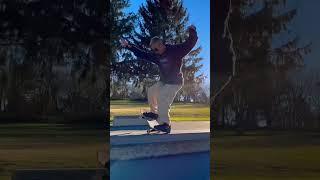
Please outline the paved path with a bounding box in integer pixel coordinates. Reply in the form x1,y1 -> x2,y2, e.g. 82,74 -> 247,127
111,121 -> 209,135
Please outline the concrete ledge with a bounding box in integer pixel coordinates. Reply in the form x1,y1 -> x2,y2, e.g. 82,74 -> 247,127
111,121 -> 210,161
111,131 -> 209,146
12,168 -> 107,180
113,115 -> 148,126
110,122 -> 210,179
111,139 -> 209,161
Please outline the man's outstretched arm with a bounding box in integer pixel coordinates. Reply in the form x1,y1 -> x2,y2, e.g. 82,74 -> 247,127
120,39 -> 158,63
173,25 -> 198,57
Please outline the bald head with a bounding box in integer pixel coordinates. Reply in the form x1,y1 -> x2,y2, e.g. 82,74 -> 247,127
150,36 -> 166,55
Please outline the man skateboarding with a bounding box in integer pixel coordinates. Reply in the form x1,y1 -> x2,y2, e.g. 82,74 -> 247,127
120,25 -> 198,133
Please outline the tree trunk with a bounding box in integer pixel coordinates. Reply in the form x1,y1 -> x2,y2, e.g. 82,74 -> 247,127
7,54 -> 18,113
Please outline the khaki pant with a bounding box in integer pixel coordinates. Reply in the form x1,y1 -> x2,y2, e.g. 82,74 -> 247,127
147,82 -> 182,125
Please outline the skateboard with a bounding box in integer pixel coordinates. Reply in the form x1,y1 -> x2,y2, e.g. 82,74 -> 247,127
140,113 -> 169,134
147,119 -> 161,134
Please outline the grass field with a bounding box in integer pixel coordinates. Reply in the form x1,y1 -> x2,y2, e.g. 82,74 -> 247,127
3,102 -> 319,180
110,100 -> 210,121
0,123 -> 106,180
213,131 -> 320,180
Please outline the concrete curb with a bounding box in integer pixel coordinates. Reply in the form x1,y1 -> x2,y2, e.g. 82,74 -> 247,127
111,131 -> 209,145
111,139 -> 210,161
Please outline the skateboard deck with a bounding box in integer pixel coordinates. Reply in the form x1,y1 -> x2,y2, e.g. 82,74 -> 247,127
146,119 -> 161,134
140,114 -> 165,134
146,119 -> 159,128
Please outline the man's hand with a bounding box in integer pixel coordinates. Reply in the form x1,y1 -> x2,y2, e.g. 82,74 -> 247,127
119,38 -> 131,48
188,25 -> 197,32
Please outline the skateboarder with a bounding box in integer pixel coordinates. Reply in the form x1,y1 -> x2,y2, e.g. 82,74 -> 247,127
120,25 -> 198,133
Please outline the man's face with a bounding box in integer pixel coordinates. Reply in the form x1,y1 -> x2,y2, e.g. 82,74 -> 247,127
151,41 -> 166,55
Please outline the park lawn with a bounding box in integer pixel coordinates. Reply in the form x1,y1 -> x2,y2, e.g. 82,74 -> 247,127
0,123 -> 107,180
212,131 -> 320,180
110,100 -> 210,121
3,123 -> 320,180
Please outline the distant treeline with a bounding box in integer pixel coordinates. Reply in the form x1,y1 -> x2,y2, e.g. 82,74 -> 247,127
0,0 -> 107,123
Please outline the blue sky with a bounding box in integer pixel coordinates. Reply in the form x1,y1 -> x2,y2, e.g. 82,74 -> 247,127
273,0 -> 320,82
124,0 -> 210,84
278,0 -> 320,95
293,0 -> 320,72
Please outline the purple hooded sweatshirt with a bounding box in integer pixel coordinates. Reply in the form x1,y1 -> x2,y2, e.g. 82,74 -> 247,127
127,28 -> 198,85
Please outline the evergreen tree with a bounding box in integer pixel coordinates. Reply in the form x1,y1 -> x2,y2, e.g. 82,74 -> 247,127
0,0 -> 108,117
109,0 -> 136,63
109,0 -> 136,99
128,0 -> 205,101
214,0 -> 311,130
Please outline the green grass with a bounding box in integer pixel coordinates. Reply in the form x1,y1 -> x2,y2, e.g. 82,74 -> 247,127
213,131 -> 320,179
110,100 -> 210,121
0,123 -> 107,180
